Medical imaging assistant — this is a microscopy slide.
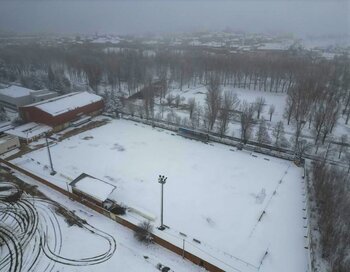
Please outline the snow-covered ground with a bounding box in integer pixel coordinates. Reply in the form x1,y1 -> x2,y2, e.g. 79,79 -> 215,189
168,85 -> 286,121
162,85 -> 349,160
12,119 -> 308,272
0,172 -> 200,272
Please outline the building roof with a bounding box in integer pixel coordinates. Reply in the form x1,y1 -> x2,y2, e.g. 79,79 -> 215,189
0,122 -> 14,134
31,91 -> 57,98
5,122 -> 52,140
23,92 -> 103,116
70,173 -> 116,203
0,85 -> 34,98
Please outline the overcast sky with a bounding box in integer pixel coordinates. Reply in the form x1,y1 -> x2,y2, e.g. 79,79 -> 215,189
0,0 -> 349,38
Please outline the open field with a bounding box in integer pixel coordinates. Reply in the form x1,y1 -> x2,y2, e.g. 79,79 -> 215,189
0,172 -> 200,272
12,119 -> 308,272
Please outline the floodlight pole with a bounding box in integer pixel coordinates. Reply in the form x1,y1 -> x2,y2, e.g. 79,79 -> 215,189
45,133 -> 56,176
158,175 -> 167,230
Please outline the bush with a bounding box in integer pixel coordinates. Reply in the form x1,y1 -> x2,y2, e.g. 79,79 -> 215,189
134,221 -> 153,244
110,204 -> 126,215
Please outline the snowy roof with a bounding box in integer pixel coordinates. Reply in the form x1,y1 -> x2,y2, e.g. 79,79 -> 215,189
0,85 -> 35,98
0,122 -> 14,134
5,122 -> 52,140
70,174 -> 116,203
31,91 -> 57,98
24,92 -> 103,116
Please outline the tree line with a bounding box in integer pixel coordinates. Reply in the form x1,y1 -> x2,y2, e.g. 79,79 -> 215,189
1,42 -> 348,98
311,161 -> 350,272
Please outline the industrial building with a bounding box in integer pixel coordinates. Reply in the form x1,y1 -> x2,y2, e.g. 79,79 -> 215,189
0,85 -> 58,110
19,92 -> 104,131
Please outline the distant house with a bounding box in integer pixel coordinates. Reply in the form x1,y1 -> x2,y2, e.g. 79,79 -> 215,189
69,173 -> 116,207
19,92 -> 104,131
0,85 -> 57,110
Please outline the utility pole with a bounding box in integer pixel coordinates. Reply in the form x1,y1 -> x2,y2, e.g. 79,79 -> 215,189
45,133 -> 56,176
158,175 -> 167,230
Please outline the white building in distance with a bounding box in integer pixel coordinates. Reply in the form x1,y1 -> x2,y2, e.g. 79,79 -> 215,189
0,85 -> 58,110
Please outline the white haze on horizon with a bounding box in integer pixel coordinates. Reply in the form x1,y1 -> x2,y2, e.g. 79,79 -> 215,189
0,0 -> 348,40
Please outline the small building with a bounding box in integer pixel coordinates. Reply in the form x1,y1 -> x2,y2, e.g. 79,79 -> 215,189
5,122 -> 52,143
19,92 -> 104,131
0,85 -> 57,110
0,135 -> 20,155
0,121 -> 14,136
69,173 -> 116,207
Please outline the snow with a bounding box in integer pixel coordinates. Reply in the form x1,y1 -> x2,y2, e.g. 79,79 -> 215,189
24,92 -> 103,116
91,36 -> 120,44
5,122 -> 52,140
169,85 -> 287,121
0,121 -> 13,134
12,119 -> 308,272
72,175 -> 116,203
257,43 -> 289,50
3,171 -> 200,272
0,85 -> 34,98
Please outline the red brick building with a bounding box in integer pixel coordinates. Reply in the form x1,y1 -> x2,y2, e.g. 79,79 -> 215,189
19,92 -> 104,131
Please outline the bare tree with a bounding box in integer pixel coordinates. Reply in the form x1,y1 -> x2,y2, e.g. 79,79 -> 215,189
254,96 -> 266,119
239,101 -> 255,144
134,221 -> 153,244
205,77 -> 222,130
272,121 -> 286,147
143,87 -> 155,119
338,134 -> 348,159
166,94 -> 175,106
255,117 -> 271,144
126,101 -> 136,117
0,106 -> 8,121
137,103 -> 145,119
187,97 -> 196,119
312,161 -> 350,271
217,91 -> 239,137
174,94 -> 181,108
295,139 -> 312,162
190,103 -> 202,129
346,152 -> 350,173
268,105 -> 275,121
345,107 -> 350,125
284,92 -> 295,125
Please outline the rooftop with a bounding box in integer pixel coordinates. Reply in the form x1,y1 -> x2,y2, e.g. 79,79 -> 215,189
0,85 -> 35,98
23,92 -> 103,116
5,122 -> 52,140
70,173 -> 116,203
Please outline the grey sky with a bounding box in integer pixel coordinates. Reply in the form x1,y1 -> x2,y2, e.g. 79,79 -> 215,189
0,0 -> 348,38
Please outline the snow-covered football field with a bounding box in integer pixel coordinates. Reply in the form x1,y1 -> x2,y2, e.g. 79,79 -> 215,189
13,119 -> 308,272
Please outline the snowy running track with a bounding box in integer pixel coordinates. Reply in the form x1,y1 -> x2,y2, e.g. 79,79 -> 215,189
0,180 -> 116,272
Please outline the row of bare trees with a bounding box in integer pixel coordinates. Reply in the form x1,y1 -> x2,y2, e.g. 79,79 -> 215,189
1,43 -> 348,100
311,162 -> 350,272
